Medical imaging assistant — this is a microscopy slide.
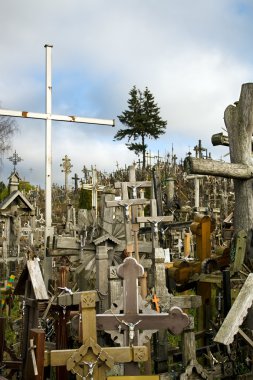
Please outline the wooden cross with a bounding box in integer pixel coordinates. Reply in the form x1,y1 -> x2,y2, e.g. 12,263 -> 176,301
97,257 -> 189,376
193,139 -> 207,159
44,291 -> 148,380
152,294 -> 160,313
136,200 -> 173,249
184,83 -> 253,236
106,165 -> 151,252
105,196 -> 149,248
82,167 -> 105,217
0,45 -> 114,286
72,173 -> 80,192
96,257 -> 189,343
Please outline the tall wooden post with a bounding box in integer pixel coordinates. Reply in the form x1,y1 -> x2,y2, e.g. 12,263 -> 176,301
190,215 -> 212,338
96,245 -> 109,312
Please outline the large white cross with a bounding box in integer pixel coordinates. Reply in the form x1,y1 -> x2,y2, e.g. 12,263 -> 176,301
0,45 -> 115,284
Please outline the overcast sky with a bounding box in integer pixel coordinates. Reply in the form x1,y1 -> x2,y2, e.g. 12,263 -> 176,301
0,0 -> 252,187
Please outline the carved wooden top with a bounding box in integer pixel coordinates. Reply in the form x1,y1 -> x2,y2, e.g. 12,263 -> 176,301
97,257 -> 190,344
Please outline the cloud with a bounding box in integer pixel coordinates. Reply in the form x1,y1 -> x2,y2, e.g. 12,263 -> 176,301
0,0 -> 253,186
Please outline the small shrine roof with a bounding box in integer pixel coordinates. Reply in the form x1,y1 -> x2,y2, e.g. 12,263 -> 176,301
0,190 -> 34,212
93,233 -> 121,246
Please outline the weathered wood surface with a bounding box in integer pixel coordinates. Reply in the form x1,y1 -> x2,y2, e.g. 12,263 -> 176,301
185,83 -> 253,234
45,346 -> 148,367
136,215 -> 173,223
214,273 -> 253,345
54,236 -> 80,250
114,181 -> 152,189
27,329 -> 45,380
105,199 -> 149,208
211,132 -> 229,146
232,230 -> 247,273
225,83 -> 253,233
184,156 -> 253,179
27,260 -> 48,300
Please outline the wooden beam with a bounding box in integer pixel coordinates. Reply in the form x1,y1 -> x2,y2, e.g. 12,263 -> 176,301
211,132 -> 229,146
184,156 -> 253,179
44,346 -> 148,367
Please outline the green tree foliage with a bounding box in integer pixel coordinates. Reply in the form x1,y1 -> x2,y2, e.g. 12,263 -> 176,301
0,181 -> 7,202
114,86 -> 167,168
79,189 -> 92,210
19,180 -> 34,193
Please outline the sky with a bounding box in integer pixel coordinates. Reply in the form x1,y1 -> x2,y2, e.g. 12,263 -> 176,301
0,0 -> 253,188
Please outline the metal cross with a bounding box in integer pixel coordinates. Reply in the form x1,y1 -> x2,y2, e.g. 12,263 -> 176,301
8,150 -> 23,171
0,45 -> 114,286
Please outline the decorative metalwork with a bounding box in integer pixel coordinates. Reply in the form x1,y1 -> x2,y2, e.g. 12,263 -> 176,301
8,150 -> 22,171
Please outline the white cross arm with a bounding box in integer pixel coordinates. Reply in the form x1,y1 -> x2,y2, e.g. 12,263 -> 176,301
0,109 -> 115,126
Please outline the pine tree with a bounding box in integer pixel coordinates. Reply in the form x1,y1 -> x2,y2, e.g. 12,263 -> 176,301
114,86 -> 167,168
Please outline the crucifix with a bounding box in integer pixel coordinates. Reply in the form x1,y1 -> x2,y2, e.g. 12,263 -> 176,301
72,173 -> 80,192
44,290 -> 149,380
60,154 -> 73,192
193,139 -> 207,159
106,165 -> 152,255
105,196 -> 149,252
0,45 -> 114,287
96,257 -> 190,375
82,166 -> 105,217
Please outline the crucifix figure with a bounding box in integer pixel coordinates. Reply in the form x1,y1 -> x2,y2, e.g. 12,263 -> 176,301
120,319 -> 142,345
82,357 -> 101,380
0,45 -> 114,287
